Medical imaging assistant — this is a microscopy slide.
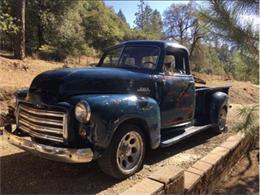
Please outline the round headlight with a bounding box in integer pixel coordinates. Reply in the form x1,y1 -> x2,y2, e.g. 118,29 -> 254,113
75,101 -> 91,123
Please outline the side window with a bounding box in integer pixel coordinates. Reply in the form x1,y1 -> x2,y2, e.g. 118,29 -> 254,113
163,52 -> 187,75
102,48 -> 122,67
141,56 -> 158,69
124,57 -> 135,66
175,56 -> 186,74
163,55 -> 175,76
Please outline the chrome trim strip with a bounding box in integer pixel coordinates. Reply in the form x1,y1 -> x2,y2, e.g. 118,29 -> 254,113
19,112 -> 63,126
20,105 -> 64,117
20,124 -> 63,143
162,121 -> 192,129
63,113 -> 68,139
19,119 -> 63,135
171,121 -> 192,127
5,130 -> 93,163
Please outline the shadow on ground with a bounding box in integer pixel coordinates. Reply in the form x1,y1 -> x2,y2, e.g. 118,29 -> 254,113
1,130 -> 219,194
146,130 -> 219,165
213,175 -> 259,195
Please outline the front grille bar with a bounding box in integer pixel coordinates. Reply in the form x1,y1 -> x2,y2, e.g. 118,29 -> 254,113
19,125 -> 64,143
19,119 -> 63,135
20,104 -> 64,117
19,112 -> 63,127
18,102 -> 67,143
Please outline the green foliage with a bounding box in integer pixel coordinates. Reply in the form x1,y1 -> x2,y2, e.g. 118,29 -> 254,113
234,105 -> 259,141
200,0 -> 259,84
49,2 -> 89,59
0,0 -> 19,51
231,51 -> 259,84
117,9 -> 127,24
191,42 -> 225,75
0,0 -> 18,34
149,10 -> 163,36
134,0 -> 163,39
82,1 -> 128,51
123,29 -> 160,41
0,0 -> 258,85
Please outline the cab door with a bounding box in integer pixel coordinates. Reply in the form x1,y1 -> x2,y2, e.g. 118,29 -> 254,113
160,51 -> 195,129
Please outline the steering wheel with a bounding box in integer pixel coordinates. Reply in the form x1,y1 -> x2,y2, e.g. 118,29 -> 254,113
142,61 -> 156,68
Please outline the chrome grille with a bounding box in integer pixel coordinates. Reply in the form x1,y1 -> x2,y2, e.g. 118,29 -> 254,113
18,103 -> 67,143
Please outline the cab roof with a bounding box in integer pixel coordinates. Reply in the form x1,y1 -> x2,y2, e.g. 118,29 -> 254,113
105,40 -> 189,54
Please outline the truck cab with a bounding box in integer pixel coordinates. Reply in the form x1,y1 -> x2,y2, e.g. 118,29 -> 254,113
5,41 -> 230,179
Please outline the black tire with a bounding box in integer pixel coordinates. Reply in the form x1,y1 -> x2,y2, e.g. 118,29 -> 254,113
97,124 -> 146,179
214,106 -> 227,133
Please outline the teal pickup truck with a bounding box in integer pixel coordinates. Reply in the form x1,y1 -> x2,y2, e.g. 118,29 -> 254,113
5,40 -> 230,179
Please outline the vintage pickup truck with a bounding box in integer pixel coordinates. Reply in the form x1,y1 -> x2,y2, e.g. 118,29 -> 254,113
4,41 -> 230,179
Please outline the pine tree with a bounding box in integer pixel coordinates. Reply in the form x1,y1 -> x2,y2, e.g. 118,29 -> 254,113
150,10 -> 163,36
134,0 -> 145,30
117,9 -> 127,23
134,1 -> 162,38
201,0 -> 259,83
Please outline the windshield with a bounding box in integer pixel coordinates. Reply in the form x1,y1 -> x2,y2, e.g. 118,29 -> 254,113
99,46 -> 160,70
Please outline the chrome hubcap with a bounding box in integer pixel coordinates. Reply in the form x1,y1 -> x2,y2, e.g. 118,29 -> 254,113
116,131 -> 143,173
218,109 -> 227,131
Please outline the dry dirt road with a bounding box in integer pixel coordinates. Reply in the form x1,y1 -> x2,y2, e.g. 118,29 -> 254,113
0,56 -> 259,194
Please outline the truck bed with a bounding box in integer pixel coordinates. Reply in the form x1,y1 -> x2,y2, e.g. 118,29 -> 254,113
194,85 -> 230,125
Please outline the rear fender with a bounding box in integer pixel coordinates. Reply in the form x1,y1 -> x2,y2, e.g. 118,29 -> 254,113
210,92 -> 228,124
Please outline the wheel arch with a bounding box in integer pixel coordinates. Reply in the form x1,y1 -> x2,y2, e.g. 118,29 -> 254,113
114,117 -> 159,150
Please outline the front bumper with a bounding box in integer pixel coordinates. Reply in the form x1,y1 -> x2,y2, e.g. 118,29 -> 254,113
5,130 -> 94,163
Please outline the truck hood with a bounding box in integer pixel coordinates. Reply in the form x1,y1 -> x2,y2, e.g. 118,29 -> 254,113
29,67 -> 157,100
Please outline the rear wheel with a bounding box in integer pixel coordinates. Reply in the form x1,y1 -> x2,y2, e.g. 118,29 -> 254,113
214,107 -> 227,132
97,124 -> 145,179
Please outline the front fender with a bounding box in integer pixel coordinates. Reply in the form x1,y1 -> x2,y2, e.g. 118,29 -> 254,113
69,94 -> 161,151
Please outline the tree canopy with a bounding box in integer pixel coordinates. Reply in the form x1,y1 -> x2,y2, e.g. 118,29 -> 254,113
0,0 -> 258,84
134,0 -> 163,39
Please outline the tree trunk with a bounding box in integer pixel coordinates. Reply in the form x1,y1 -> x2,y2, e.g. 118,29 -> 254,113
37,23 -> 45,49
14,0 -> 26,60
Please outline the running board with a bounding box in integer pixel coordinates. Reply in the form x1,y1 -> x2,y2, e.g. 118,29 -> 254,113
160,124 -> 212,147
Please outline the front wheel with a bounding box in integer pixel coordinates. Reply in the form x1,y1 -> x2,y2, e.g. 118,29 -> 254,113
97,124 -> 146,179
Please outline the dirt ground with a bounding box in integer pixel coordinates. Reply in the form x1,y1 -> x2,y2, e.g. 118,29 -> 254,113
213,149 -> 259,195
0,55 -> 259,194
0,129 -> 234,194
194,72 -> 259,105
0,90 -> 251,194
